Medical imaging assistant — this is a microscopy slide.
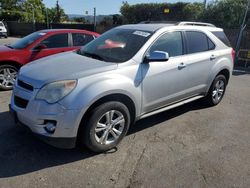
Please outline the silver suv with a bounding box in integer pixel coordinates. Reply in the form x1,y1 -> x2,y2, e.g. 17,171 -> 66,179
10,22 -> 234,152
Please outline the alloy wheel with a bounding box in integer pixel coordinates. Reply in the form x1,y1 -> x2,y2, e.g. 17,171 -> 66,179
0,67 -> 17,89
94,110 -> 125,145
212,79 -> 225,103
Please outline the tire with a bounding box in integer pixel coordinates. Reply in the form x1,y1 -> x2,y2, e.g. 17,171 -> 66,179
0,64 -> 18,90
80,101 -> 131,153
203,75 -> 227,106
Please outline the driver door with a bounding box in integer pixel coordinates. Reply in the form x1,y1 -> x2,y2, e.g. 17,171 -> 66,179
30,33 -> 73,61
142,31 -> 190,113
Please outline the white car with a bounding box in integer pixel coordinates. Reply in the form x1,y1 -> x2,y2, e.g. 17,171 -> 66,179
0,21 -> 8,38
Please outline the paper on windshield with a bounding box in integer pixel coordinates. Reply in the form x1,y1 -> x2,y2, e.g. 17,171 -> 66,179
133,31 -> 151,37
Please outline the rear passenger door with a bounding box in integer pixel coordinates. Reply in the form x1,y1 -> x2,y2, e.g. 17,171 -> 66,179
72,33 -> 95,47
183,31 -> 217,96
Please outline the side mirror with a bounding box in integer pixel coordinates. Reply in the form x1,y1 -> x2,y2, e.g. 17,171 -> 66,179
34,44 -> 47,51
144,51 -> 169,63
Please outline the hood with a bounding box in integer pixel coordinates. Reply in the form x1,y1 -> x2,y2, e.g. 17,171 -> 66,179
18,51 -> 118,88
0,45 -> 14,53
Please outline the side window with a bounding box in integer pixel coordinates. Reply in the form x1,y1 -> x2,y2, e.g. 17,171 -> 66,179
72,33 -> 94,46
149,31 -> 183,57
40,33 -> 69,48
186,31 -> 213,54
186,31 -> 208,54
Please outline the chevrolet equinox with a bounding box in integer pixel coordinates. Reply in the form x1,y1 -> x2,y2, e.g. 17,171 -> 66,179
10,22 -> 234,152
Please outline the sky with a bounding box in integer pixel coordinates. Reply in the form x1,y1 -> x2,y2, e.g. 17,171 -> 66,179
43,0 -> 207,15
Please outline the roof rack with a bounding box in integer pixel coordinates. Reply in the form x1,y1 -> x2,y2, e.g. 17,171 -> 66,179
177,22 -> 216,27
139,21 -> 177,24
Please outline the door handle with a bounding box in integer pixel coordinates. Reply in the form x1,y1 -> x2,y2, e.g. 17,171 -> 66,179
210,54 -> 217,60
178,62 -> 186,69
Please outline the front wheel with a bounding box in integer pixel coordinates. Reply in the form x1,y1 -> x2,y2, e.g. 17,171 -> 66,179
204,75 -> 227,106
0,64 -> 18,90
81,102 -> 131,153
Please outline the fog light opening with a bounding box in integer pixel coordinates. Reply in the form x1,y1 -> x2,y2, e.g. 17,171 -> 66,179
44,120 -> 57,134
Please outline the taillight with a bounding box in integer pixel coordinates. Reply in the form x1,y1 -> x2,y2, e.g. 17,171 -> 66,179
231,49 -> 235,62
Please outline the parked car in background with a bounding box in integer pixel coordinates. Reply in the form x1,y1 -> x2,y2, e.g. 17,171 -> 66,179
0,29 -> 100,90
10,22 -> 234,152
0,21 -> 8,38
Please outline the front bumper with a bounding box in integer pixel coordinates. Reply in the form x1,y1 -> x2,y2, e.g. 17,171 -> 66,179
0,32 -> 7,37
10,83 -> 83,149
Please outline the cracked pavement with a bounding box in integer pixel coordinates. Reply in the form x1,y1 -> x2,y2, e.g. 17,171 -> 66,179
0,37 -> 250,188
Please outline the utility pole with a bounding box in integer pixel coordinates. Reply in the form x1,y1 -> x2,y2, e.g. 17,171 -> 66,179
235,0 -> 250,63
204,0 -> 207,9
56,0 -> 60,23
31,4 -> 35,31
93,7 -> 96,32
46,8 -> 49,29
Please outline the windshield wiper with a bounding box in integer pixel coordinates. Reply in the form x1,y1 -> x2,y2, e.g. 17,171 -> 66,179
5,44 -> 14,49
81,51 -> 106,61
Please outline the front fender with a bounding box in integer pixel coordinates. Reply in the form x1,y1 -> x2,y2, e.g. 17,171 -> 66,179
60,73 -> 142,118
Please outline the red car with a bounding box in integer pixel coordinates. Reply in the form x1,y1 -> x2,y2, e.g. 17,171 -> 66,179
0,29 -> 100,90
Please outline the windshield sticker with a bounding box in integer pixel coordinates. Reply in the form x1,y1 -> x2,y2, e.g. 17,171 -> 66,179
39,33 -> 47,36
133,31 -> 151,37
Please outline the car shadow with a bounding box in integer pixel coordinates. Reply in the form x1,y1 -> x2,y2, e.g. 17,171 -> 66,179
0,111 -> 97,178
128,100 -> 209,135
0,100 -> 209,178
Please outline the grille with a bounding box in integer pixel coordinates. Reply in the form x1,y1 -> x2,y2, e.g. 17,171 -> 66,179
18,80 -> 34,91
14,96 -> 29,109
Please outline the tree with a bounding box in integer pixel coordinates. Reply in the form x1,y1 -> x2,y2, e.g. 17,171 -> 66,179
112,14 -> 124,25
20,0 -> 45,23
120,0 -> 249,28
0,0 -> 22,21
202,0 -> 249,27
47,2 -> 68,23
73,17 -> 87,23
120,2 -> 195,24
183,3 -> 203,21
0,0 -> 69,23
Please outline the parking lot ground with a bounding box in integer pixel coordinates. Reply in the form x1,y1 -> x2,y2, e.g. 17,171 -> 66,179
0,72 -> 249,188
0,37 -> 20,45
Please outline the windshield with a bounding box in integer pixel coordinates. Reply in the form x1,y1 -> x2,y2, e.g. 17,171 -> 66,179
10,32 -> 47,49
0,23 -> 4,27
78,28 -> 152,63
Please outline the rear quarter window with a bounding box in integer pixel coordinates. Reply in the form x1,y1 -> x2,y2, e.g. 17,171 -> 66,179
212,31 -> 231,47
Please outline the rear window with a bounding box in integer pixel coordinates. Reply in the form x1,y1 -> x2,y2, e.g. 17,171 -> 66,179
0,22 -> 4,27
212,31 -> 231,47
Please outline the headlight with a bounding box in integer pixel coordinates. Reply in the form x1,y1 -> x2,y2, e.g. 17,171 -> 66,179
36,80 -> 77,104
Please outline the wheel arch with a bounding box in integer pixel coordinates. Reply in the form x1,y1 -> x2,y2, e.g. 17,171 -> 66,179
0,60 -> 22,69
76,93 -> 137,143
81,93 -> 136,125
216,68 -> 230,84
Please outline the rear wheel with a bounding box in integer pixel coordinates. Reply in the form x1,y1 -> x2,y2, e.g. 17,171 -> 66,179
80,101 -> 130,153
0,64 -> 18,90
204,75 -> 227,106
